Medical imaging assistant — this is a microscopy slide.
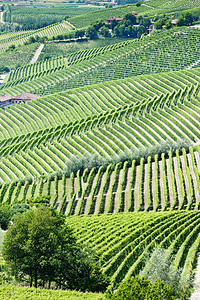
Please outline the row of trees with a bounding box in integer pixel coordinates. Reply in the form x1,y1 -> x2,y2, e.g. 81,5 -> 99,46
154,12 -> 199,30
86,14 -> 151,39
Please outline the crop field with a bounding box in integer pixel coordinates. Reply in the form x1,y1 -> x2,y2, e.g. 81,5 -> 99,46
0,144 -> 199,215
66,211 -> 200,285
0,43 -> 39,71
8,4 -> 104,26
0,21 -> 75,53
38,38 -> 128,61
0,284 -> 104,299
2,27 -> 200,96
0,65 -> 200,215
1,0 -> 200,297
68,0 -> 200,28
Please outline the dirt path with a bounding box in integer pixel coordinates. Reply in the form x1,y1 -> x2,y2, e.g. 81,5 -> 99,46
186,59 -> 200,70
0,11 -> 4,23
142,3 -> 155,8
29,44 -> 44,64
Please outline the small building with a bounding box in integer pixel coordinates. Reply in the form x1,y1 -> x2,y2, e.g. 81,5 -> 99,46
171,19 -> 178,26
130,11 -> 141,17
105,17 -> 123,24
0,93 -> 40,108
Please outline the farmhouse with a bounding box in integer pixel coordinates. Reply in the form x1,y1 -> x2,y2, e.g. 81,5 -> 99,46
130,11 -> 141,17
0,93 -> 40,108
105,17 -> 123,24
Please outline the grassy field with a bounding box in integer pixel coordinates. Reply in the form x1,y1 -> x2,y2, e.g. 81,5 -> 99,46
0,43 -> 39,71
0,284 -> 105,299
38,37 -> 129,60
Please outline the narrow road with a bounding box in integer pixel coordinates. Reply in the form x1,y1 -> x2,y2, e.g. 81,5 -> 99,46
0,11 -> 4,23
190,255 -> 200,300
186,59 -> 200,70
29,43 -> 44,64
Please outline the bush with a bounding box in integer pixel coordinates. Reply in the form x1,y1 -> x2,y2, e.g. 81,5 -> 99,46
139,247 -> 191,299
10,203 -> 30,220
0,204 -> 11,230
106,276 -> 175,299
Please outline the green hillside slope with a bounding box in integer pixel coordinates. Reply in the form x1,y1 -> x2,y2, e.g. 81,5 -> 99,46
68,0 -> 200,28
1,27 -> 200,97
66,211 -> 200,286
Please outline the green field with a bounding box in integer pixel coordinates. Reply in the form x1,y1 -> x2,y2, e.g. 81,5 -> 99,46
38,37 -> 129,61
0,43 -> 39,70
2,27 -> 200,96
68,0 -> 200,28
1,0 -> 200,298
0,284 -> 105,299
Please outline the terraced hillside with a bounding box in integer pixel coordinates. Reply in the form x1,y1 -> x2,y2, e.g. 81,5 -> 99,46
1,27 -> 200,96
0,21 -> 75,53
0,67 -> 199,147
0,144 -> 200,215
68,0 -> 200,28
0,64 -> 200,215
4,39 -> 133,84
66,211 -> 200,286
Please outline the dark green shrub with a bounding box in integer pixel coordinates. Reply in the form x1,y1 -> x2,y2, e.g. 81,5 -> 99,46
10,203 -> 30,220
0,204 -> 11,230
106,276 -> 175,300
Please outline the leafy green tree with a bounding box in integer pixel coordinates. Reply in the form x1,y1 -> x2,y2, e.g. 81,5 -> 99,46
10,203 -> 29,221
154,18 -> 166,30
100,26 -> 111,37
124,13 -> 137,25
2,206 -> 109,291
177,12 -> 194,26
165,19 -> 172,29
86,26 -> 98,40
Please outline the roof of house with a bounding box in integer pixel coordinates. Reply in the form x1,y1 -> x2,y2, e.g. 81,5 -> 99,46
0,93 -> 40,103
105,17 -> 123,21
130,11 -> 141,16
171,19 -> 178,25
0,94 -> 11,103
12,93 -> 40,101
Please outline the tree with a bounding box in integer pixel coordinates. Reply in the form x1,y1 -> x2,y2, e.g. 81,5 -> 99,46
99,26 -> 111,37
154,18 -> 166,30
165,19 -> 172,29
10,203 -> 29,221
86,26 -> 98,40
177,12 -> 194,27
2,206 -> 109,291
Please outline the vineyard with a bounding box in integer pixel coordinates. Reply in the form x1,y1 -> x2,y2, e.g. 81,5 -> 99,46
1,0 -> 200,297
1,27 -> 200,96
66,211 -> 200,286
0,65 -> 200,214
5,4 -> 104,27
68,0 -> 200,28
0,144 -> 200,215
0,20 -> 75,53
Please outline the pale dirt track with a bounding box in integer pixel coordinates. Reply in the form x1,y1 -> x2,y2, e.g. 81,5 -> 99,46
29,43 -> 44,64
